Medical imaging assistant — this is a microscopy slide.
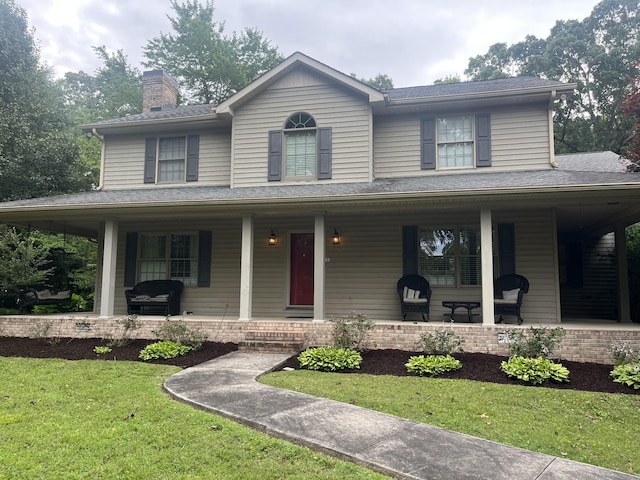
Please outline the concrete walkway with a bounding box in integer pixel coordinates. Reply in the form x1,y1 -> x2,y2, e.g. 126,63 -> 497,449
163,351 -> 638,480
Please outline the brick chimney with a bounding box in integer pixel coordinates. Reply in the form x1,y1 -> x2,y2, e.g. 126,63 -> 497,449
142,70 -> 179,113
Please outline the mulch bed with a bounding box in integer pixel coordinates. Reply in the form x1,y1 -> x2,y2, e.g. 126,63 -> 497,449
1,337 -> 637,395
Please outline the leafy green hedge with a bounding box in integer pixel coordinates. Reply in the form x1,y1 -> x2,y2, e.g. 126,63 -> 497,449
405,354 -> 462,376
139,340 -> 191,361
297,347 -> 362,372
501,356 -> 570,385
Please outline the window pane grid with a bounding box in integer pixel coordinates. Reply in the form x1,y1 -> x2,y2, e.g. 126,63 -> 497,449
437,116 -> 473,168
138,233 -> 197,286
419,228 -> 456,286
158,137 -> 185,183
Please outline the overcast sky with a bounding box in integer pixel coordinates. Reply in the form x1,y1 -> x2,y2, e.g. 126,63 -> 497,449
21,0 -> 601,88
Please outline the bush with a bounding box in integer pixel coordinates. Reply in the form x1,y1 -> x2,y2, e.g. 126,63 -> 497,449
610,362 -> 640,390
297,346 -> 362,372
501,356 -> 570,385
610,341 -> 640,366
504,327 -> 565,359
107,315 -> 142,347
152,318 -> 207,350
405,354 -> 462,376
329,312 -> 374,351
139,340 -> 191,361
419,329 -> 464,355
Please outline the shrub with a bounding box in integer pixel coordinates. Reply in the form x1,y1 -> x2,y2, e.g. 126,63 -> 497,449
93,346 -> 112,355
152,318 -> 207,350
139,340 -> 191,361
107,315 -> 142,347
504,327 -> 565,359
419,329 -> 464,355
405,355 -> 462,376
610,341 -> 640,366
610,362 -> 640,390
329,312 -> 374,351
297,346 -> 362,372
501,356 -> 570,385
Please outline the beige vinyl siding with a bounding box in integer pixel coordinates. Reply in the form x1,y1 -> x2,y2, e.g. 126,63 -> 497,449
102,130 -> 231,190
232,68 -> 372,187
374,105 -> 551,178
110,219 -> 241,316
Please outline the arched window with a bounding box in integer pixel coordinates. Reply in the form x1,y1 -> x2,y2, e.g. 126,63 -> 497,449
284,112 -> 317,178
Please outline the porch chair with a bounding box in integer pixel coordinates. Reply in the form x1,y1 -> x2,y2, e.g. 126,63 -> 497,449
397,274 -> 432,322
494,274 -> 529,324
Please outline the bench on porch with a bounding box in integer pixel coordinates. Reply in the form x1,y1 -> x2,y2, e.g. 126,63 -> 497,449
125,280 -> 183,316
16,285 -> 72,308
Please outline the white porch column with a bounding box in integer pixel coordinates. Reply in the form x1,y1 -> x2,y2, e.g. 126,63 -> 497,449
480,208 -> 495,325
99,218 -> 118,318
239,214 -> 254,321
313,214 -> 326,321
616,222 -> 631,322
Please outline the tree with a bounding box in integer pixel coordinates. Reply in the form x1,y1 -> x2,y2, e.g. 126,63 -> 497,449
143,0 -> 282,104
464,0 -> 640,155
353,73 -> 394,90
0,0 -> 86,201
0,226 -> 52,289
622,73 -> 640,170
433,74 -> 461,85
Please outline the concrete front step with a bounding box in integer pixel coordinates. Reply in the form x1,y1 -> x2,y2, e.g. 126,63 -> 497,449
239,330 -> 308,353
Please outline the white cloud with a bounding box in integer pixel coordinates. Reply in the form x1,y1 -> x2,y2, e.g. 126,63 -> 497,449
20,0 -> 600,86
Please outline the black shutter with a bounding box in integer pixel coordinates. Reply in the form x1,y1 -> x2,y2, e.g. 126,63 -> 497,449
402,226 -> 419,275
186,135 -> 200,182
498,223 -> 515,276
144,138 -> 157,183
197,231 -> 212,287
268,130 -> 282,181
421,118 -> 436,170
476,113 -> 491,167
124,232 -> 138,287
317,127 -> 332,179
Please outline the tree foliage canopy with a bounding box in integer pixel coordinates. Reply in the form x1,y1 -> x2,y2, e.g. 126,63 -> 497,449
0,0 -> 85,201
143,0 -> 282,104
464,0 -> 640,155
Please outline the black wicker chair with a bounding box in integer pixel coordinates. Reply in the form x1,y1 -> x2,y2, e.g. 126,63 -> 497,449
396,274 -> 432,321
494,274 -> 529,324
125,280 -> 184,316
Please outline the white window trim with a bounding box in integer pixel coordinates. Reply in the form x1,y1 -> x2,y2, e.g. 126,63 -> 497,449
436,115 -> 476,170
138,232 -> 198,286
157,136 -> 187,184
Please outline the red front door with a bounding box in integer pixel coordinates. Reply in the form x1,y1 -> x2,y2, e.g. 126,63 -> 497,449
290,233 -> 314,306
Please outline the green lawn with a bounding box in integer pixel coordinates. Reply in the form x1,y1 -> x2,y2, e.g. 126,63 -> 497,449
0,358 -> 388,480
261,370 -> 640,476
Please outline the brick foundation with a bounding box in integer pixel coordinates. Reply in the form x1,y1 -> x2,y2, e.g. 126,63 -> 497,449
1,315 -> 638,365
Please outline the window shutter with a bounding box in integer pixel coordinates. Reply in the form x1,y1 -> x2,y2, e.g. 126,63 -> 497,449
498,223 -> 515,276
197,231 -> 212,287
421,118 -> 436,170
317,127 -> 332,179
144,138 -> 157,183
476,113 -> 491,167
186,135 -> 200,182
402,226 -> 419,275
268,130 -> 282,181
124,232 -> 138,287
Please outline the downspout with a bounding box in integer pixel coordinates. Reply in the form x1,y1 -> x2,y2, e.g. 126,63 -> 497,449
548,91 -> 559,169
91,128 -> 106,190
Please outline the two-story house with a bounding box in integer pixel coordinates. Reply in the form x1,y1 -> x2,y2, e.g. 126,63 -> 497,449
2,52 -> 640,336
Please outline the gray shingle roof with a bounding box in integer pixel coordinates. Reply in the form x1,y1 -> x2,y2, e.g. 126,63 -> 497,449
2,168 -> 638,210
83,104 -> 217,127
384,77 -> 570,100
556,151 -> 629,172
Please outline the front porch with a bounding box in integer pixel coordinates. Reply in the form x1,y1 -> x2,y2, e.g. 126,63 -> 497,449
1,313 -> 638,365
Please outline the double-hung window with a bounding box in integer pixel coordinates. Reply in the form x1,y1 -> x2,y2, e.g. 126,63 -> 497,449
144,135 -> 200,184
421,114 -> 491,170
139,233 -> 198,286
158,137 -> 186,182
418,226 -> 495,287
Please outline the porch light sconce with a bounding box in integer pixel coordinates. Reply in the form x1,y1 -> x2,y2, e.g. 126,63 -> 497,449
268,230 -> 278,246
331,229 -> 341,246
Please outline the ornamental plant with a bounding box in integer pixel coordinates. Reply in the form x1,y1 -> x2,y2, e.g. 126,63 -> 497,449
610,362 -> 640,390
152,317 -> 207,350
329,312 -> 374,351
503,327 -> 565,359
610,341 -> 640,366
419,329 -> 464,355
405,354 -> 462,376
297,346 -> 362,372
139,340 -> 191,361
501,356 -> 570,385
